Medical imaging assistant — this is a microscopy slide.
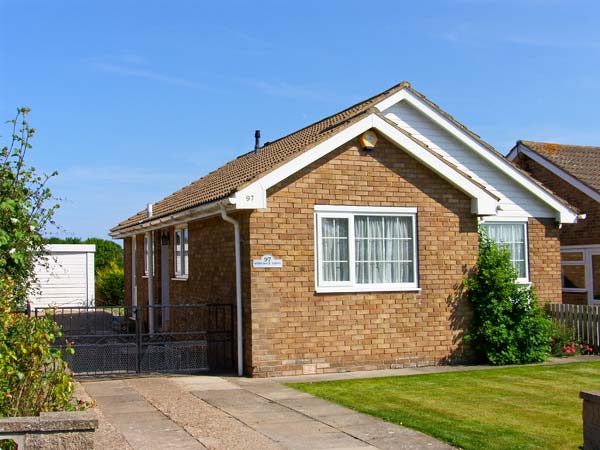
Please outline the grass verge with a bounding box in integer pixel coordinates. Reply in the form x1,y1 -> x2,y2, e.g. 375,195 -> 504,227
288,361 -> 600,450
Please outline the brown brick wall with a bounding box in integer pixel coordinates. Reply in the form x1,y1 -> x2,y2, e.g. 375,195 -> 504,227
247,136 -> 480,377
515,154 -> 600,246
528,217 -> 562,304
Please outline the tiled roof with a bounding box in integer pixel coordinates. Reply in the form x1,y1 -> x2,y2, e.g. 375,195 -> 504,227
519,141 -> 600,194
111,82 -> 412,233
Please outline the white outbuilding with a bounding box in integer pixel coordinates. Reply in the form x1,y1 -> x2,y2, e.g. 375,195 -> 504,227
29,244 -> 96,309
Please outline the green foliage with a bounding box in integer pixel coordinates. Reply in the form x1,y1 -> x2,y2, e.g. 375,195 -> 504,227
0,279 -> 85,417
0,110 -> 85,417
464,232 -> 553,365
84,238 -> 123,272
96,261 -> 125,306
0,108 -> 58,307
45,237 -> 82,244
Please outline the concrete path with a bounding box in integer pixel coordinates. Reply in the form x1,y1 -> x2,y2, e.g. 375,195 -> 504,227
83,374 -> 453,450
199,377 -> 453,450
84,380 -> 207,450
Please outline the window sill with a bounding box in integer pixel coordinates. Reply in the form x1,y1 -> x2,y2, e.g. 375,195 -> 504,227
171,276 -> 188,281
315,285 -> 421,294
562,288 -> 587,293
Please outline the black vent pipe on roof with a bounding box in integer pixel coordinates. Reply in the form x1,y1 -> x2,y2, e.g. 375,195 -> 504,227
254,130 -> 261,152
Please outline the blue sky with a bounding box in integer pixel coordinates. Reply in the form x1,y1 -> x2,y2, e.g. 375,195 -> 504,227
2,0 -> 599,241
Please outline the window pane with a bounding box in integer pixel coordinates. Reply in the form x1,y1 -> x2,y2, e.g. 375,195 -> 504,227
321,218 -> 349,282
483,223 -> 527,279
144,236 -> 149,273
183,228 -> 189,275
561,252 -> 584,262
562,265 -> 585,289
175,230 -> 182,274
593,255 -> 600,301
355,215 -> 414,284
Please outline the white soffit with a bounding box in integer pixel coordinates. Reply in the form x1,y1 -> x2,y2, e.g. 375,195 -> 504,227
374,90 -> 578,224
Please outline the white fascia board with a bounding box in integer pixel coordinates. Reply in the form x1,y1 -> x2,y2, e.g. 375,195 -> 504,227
110,198 -> 232,238
375,90 -> 578,224
235,114 -> 498,215
235,115 -> 375,208
511,143 -> 600,205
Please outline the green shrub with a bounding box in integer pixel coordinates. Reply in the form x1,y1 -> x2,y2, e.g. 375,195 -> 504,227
464,232 -> 553,365
96,261 -> 124,306
0,278 -> 84,417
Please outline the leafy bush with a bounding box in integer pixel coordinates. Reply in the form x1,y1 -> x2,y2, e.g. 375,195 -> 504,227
464,232 -> 553,365
0,278 -> 84,417
549,321 -> 595,356
0,109 -> 86,417
96,261 -> 124,306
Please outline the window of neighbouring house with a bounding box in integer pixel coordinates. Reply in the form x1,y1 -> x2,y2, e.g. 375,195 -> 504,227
143,233 -> 155,276
174,226 -> 189,278
315,206 -> 418,292
561,251 -> 586,291
481,222 -> 529,283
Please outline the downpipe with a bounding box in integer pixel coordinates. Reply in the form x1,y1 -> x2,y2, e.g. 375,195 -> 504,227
220,209 -> 244,376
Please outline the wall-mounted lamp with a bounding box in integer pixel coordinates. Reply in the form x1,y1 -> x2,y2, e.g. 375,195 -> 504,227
161,230 -> 170,246
359,130 -> 378,151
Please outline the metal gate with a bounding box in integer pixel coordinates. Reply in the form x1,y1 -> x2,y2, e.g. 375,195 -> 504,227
34,304 -> 234,376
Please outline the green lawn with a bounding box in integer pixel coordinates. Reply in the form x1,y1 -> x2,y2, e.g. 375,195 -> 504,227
288,361 -> 600,450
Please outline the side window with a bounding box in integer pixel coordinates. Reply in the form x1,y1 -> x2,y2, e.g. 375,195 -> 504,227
174,226 -> 189,277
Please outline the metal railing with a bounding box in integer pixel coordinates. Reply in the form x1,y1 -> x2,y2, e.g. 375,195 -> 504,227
34,304 -> 234,376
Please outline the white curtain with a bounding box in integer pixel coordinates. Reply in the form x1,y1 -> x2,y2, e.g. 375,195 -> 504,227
322,218 -> 349,281
355,216 -> 413,284
484,224 -> 526,278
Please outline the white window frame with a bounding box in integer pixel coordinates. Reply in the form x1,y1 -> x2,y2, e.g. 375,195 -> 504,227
561,249 -> 586,293
143,232 -> 155,277
174,226 -> 189,279
480,219 -> 529,284
314,205 -> 419,293
560,244 -> 600,305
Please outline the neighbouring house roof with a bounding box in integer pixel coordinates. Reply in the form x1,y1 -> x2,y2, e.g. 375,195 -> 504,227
517,140 -> 600,195
112,82 -> 579,235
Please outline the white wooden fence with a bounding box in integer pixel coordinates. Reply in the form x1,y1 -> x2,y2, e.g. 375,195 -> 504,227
547,304 -> 600,347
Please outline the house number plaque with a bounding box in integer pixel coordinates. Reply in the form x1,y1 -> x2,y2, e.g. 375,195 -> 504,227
253,254 -> 283,268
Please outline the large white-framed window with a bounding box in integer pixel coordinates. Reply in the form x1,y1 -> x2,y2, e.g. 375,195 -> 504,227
314,205 -> 418,293
143,232 -> 155,277
480,220 -> 529,284
174,226 -> 189,278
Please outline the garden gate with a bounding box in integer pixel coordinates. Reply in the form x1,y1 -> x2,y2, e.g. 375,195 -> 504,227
34,304 -> 234,376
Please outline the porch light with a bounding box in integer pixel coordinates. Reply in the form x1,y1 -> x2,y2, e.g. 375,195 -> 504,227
161,231 -> 169,246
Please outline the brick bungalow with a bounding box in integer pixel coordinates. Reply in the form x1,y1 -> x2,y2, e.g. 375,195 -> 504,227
508,141 -> 600,305
111,82 -> 579,377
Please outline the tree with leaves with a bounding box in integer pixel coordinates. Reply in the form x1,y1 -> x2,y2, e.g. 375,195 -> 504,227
1,108 -> 58,309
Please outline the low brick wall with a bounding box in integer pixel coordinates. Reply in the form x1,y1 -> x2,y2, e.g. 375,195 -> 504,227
0,410 -> 97,450
581,391 -> 600,450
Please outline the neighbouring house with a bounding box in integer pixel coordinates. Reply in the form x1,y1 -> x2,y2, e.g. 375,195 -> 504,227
110,82 -> 578,377
508,141 -> 600,305
30,244 -> 96,309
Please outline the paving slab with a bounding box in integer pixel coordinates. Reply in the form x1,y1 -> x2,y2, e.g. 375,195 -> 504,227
227,379 -> 454,450
83,380 -> 206,450
194,387 -> 379,450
